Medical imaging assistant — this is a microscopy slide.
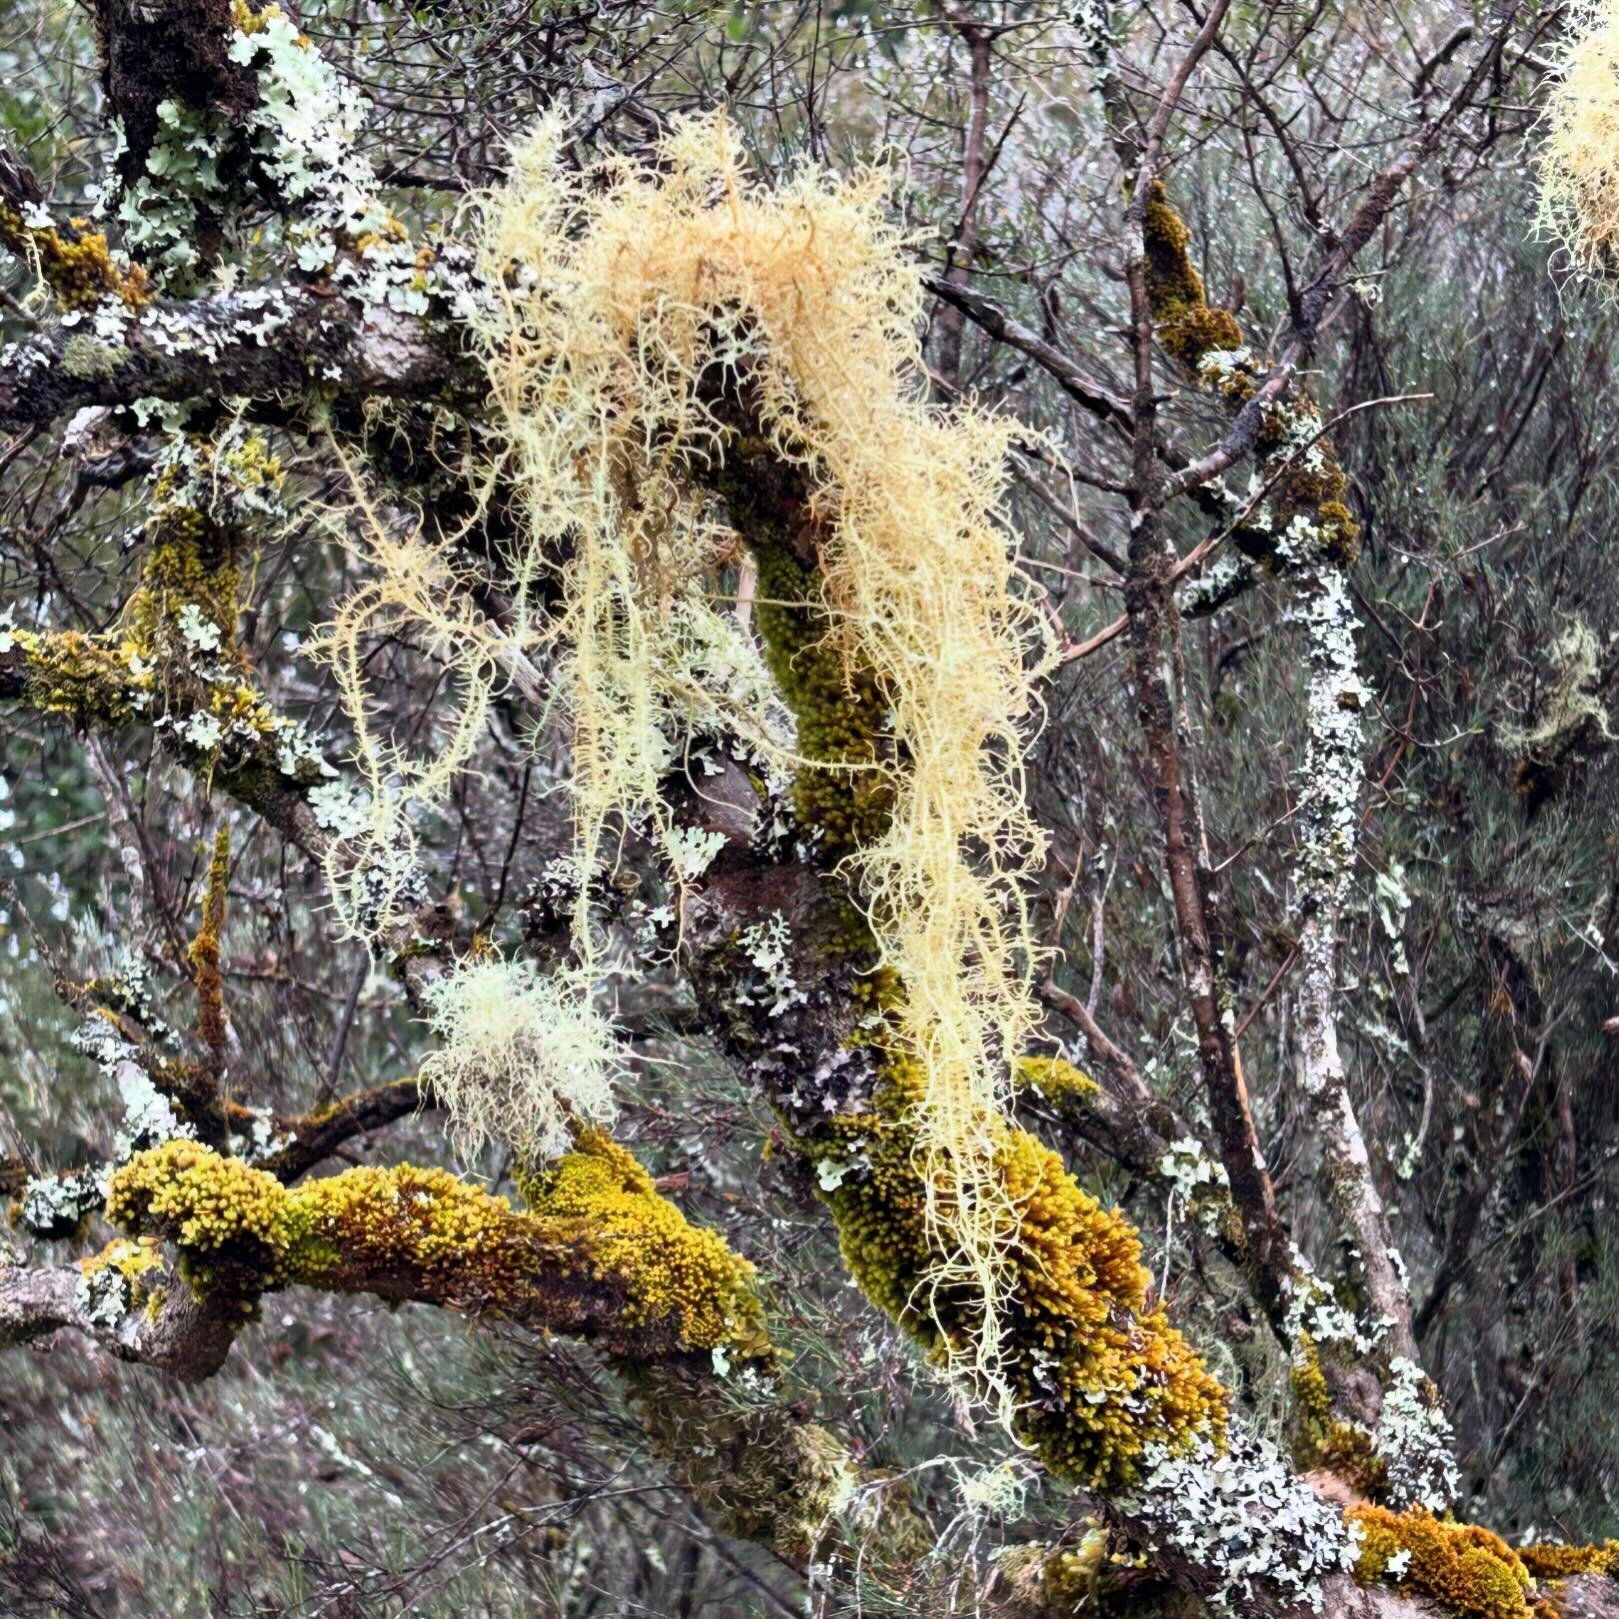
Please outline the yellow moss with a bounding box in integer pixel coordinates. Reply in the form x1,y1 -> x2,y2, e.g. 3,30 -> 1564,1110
0,204 -> 150,310
1037,1528 -> 1110,1609
519,1129 -> 769,1356
812,1054 -> 1226,1489
1517,1540 -> 1619,1579
79,1235 -> 163,1285
78,1235 -> 166,1316
108,1140 -> 287,1259
1013,1054 -> 1099,1105
1348,1507 -> 1550,1619
9,628 -> 143,725
106,1136 -> 769,1357
1290,1335 -> 1387,1493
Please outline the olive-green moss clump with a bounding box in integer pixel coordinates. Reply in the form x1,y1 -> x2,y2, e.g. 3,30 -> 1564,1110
107,1135 -> 767,1357
1348,1507 -> 1557,1619
809,1053 -> 1226,1489
751,533 -> 894,851
1142,184 -> 1243,369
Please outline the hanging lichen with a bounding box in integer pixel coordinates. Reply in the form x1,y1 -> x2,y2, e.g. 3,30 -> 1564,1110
1537,0 -> 1619,283
451,114 -> 1052,1409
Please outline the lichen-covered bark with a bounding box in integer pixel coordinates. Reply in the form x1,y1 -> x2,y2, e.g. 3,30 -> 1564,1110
0,286 -> 475,432
1139,183 -> 1434,1497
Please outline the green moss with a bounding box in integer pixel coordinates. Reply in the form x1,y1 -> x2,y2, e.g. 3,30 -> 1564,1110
1289,1335 -> 1387,1493
1142,184 -> 1243,369
60,334 -> 132,380
750,533 -> 894,852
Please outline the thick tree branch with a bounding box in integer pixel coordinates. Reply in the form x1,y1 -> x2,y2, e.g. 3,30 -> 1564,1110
0,287 -> 476,432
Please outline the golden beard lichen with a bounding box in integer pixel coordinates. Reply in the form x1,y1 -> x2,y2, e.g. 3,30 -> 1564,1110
1537,0 -> 1619,284
810,1050 -> 1226,1487
300,439 -> 508,942
452,114 -> 1053,1412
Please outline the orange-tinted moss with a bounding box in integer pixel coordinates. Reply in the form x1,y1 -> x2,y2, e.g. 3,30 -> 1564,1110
1348,1506 -> 1555,1619
812,1053 -> 1226,1489
189,824 -> 231,1063
0,203 -> 150,310
1516,1540 -> 1619,1579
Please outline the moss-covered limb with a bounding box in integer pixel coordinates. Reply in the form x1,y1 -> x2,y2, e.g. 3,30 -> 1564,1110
704,417 -> 895,854
249,1077 -> 428,1181
1140,181 -> 1360,570
675,846 -> 1225,1492
1146,183 -> 1425,1404
622,1356 -> 934,1575
816,1052 -> 1227,1489
188,823 -> 231,1083
0,441 -> 341,872
106,1135 -> 770,1360
93,1133 -> 945,1581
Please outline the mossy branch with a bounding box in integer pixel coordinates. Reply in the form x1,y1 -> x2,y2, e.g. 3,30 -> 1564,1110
104,1135 -> 767,1359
